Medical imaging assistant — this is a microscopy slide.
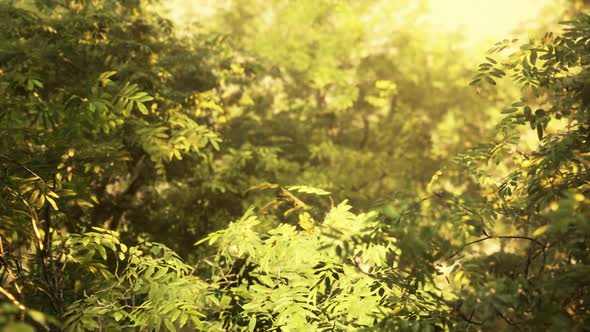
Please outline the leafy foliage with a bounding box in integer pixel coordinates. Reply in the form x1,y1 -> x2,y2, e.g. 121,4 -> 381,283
439,13 -> 590,330
1,0 -> 590,331
197,201 -> 447,331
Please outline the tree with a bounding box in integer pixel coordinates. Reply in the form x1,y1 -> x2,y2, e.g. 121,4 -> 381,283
0,0 -> 225,328
2,0 -> 589,330
430,13 -> 590,330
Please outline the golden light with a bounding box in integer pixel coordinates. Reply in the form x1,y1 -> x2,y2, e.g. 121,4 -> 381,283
163,0 -> 566,55
424,0 -> 557,47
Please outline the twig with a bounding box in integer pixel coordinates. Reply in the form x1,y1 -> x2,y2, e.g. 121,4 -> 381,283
445,235 -> 545,262
0,286 -> 26,312
466,309 -> 476,329
0,154 -> 43,180
495,308 -> 522,331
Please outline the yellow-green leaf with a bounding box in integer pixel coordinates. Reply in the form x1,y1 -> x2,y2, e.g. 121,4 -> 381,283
533,225 -> 550,237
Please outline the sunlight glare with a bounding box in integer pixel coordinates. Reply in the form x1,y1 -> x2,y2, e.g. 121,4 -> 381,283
425,0 -> 554,46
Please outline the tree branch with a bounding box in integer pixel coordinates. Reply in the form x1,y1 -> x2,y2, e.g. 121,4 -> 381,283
445,235 -> 545,262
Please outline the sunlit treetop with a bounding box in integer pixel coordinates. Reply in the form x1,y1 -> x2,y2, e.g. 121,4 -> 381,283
163,0 -> 568,53
424,0 -> 560,48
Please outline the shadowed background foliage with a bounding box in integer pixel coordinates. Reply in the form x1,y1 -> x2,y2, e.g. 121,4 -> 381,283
1,0 -> 589,330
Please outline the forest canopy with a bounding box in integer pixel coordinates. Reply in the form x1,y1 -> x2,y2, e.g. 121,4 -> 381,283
1,0 -> 589,331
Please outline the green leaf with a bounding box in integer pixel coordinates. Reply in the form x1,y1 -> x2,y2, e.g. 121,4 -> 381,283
248,316 -> 257,332
536,125 -> 543,141
501,108 -> 518,114
32,79 -> 44,88
524,106 -> 532,117
137,102 -> 148,114
511,101 -> 524,107
99,71 -> 117,81
164,319 -> 177,332
286,185 -> 331,196
485,57 -> 497,64
533,225 -> 550,237
97,245 -> 107,260
179,313 -> 189,328
1,322 -> 35,332
137,95 -> 154,102
210,138 -> 220,150
46,196 -> 58,210
27,309 -> 47,326
522,56 -> 530,70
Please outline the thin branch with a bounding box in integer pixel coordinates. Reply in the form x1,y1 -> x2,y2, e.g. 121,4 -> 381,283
445,235 -> 545,262
0,286 -> 26,312
466,309 -> 476,329
445,236 -> 492,261
495,308 -> 522,331
427,291 -> 483,326
0,238 -> 22,295
0,154 -> 43,180
495,235 -> 544,248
